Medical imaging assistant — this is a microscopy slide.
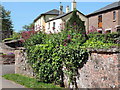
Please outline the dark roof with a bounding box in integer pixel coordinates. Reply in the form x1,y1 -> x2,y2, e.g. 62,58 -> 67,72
34,9 -> 59,22
46,11 -> 72,22
43,9 -> 59,15
47,10 -> 86,22
87,1 -> 120,17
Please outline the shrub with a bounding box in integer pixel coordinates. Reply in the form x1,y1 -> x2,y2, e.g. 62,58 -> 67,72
87,32 -> 120,44
24,29 -> 88,87
65,10 -> 86,34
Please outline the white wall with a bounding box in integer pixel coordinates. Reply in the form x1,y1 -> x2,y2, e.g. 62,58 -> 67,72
46,19 -> 63,34
34,16 -> 44,31
34,15 -> 58,31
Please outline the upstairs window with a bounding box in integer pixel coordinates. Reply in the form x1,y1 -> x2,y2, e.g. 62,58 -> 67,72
98,15 -> 102,28
98,15 -> 102,22
53,22 -> 55,30
48,22 -> 50,29
113,11 -> 116,20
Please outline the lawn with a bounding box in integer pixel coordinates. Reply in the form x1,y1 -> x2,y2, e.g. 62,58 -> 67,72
3,74 -> 63,89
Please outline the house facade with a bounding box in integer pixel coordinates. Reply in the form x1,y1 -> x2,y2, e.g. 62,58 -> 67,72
34,0 -> 88,34
87,1 -> 120,33
34,9 -> 59,32
45,10 -> 88,34
34,1 -> 120,34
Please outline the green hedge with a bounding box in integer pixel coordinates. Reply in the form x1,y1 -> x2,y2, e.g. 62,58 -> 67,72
24,30 -> 88,87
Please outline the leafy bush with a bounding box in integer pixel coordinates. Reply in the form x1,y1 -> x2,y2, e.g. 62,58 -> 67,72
81,32 -> 119,49
11,32 -> 21,40
65,10 -> 86,34
23,11 -> 119,88
24,29 -> 88,87
88,32 -> 120,44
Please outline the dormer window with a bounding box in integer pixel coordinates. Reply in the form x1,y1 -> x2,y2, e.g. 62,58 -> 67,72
113,11 -> 116,21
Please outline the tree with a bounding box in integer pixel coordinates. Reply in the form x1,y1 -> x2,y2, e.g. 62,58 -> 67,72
1,5 -> 13,40
22,23 -> 34,31
66,10 -> 86,34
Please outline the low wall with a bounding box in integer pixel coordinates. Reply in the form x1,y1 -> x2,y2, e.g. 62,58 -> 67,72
0,54 -> 15,64
15,48 -> 120,88
15,47 -> 34,77
0,42 -> 15,64
64,48 -> 120,88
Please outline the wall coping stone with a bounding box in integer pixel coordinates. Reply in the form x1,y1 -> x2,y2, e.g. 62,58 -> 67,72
15,47 -> 26,50
0,43 -> 15,50
87,48 -> 120,53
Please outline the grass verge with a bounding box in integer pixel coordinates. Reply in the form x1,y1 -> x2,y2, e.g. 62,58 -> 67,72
3,74 -> 63,89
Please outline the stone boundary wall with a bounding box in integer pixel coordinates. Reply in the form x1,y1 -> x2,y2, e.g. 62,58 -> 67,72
15,47 -> 34,77
0,42 -> 15,64
15,47 -> 120,88
0,54 -> 15,64
64,48 -> 120,88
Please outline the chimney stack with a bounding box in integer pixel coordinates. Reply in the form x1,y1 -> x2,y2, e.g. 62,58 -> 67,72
66,6 -> 70,13
59,3 -> 63,15
71,0 -> 76,11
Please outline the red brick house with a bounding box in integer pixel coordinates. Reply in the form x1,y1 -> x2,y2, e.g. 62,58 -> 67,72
87,1 -> 120,33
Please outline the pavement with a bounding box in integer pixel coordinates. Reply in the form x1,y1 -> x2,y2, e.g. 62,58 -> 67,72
0,64 -> 26,89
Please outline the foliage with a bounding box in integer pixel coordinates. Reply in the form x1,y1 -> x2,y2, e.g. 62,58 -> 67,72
3,74 -> 62,88
65,10 -> 86,34
88,32 -> 120,44
81,32 -> 119,49
22,23 -> 34,31
24,29 -> 88,87
1,5 -> 13,39
21,30 -> 37,40
11,31 -> 21,40
81,38 -> 118,49
24,18 -> 118,88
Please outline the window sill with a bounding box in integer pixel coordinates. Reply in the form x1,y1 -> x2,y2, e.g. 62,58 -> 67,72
113,20 -> 116,22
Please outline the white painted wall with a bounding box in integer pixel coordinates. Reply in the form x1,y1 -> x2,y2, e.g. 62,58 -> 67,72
34,16 -> 44,31
34,15 -> 58,31
45,19 -> 63,34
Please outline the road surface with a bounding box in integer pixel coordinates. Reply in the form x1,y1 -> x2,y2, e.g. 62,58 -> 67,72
0,64 -> 26,89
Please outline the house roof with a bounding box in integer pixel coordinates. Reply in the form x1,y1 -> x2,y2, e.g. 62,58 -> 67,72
43,9 -> 59,15
46,10 -> 86,22
87,1 -> 120,17
34,9 -> 59,22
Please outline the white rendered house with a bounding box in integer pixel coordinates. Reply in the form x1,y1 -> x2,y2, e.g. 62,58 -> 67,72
34,0 -> 88,34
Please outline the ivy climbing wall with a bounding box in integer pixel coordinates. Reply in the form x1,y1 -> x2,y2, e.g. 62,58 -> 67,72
15,48 -> 120,88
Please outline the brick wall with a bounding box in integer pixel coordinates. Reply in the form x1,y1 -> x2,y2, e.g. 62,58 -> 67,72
88,9 -> 119,33
15,48 -> 120,88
